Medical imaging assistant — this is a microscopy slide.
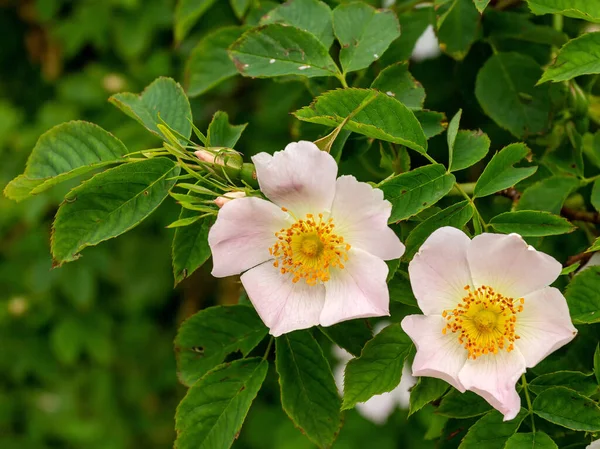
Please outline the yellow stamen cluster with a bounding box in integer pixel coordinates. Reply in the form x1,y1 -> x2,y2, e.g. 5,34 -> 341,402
269,210 -> 350,286
442,285 -> 524,359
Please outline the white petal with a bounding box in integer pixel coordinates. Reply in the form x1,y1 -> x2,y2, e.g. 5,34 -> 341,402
467,233 -> 561,299
251,141 -> 338,217
458,349 -> 525,421
241,261 -> 325,336
401,314 -> 468,392
408,227 -> 473,315
208,197 -> 291,277
320,248 -> 390,327
356,392 -> 398,425
330,175 -> 405,260
515,287 -> 578,368
394,363 -> 417,409
588,439 -> 600,449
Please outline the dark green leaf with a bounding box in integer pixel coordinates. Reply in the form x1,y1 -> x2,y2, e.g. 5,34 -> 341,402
207,111 -> 247,148
592,179 -> 600,212
526,0 -> 600,23
450,130 -> 490,172
319,320 -> 373,358
230,0 -> 250,19
489,211 -> 575,237
371,62 -> 425,110
533,386 -> 600,431
473,143 -> 537,198
276,330 -> 342,448
594,344 -> 600,386
380,164 -> 456,222
51,158 -> 180,264
175,0 -> 217,43
529,371 -> 598,396
175,305 -> 268,387
539,33 -> 600,84
175,358 -> 268,449
380,7 -> 433,65
475,52 -> 550,138
409,377 -> 449,416
516,175 -> 580,214
388,272 -> 418,307
294,88 -> 427,153
342,323 -> 412,409
172,209 -> 215,285
415,110 -> 448,139
504,432 -> 558,449
447,109 -> 462,163
437,389 -> 492,418
437,0 -> 481,60
458,409 -> 528,449
4,121 -> 128,202
565,266 -> 600,324
485,10 -> 567,47
473,0 -> 490,13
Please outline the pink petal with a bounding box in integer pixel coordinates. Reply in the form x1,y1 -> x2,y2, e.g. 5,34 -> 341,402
241,261 -> 325,336
408,227 -> 474,315
515,287 -> 578,368
458,349 -> 525,421
330,175 -> 405,261
208,197 -> 291,277
467,233 -> 561,299
320,248 -> 390,327
251,141 -> 338,217
401,314 -> 468,392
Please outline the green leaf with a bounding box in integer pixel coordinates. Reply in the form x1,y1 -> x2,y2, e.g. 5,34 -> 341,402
450,130 -> 490,172
475,52 -> 550,138
592,179 -> 600,212
230,0 -> 250,19
207,111 -> 247,148
332,2 -> 400,74
404,201 -> 473,260
485,10 -> 567,47
380,164 -> 456,223
489,211 -> 575,237
533,386 -> 600,431
458,409 -> 528,449
389,272 -> 418,307
588,237 -> 600,252
4,121 -> 128,202
473,0 -> 490,12
319,320 -> 373,358
437,389 -> 492,418
565,266 -> 600,324
342,323 -> 412,409
409,377 -> 449,416
276,330 -> 342,448
109,77 -> 192,141
175,358 -> 268,449
503,432 -> 558,449
539,33 -> 600,84
594,344 -> 600,386
436,0 -> 481,60
415,110 -> 448,139
174,305 -> 268,387
528,371 -> 598,397
174,0 -> 217,43
526,0 -> 600,23
261,0 -> 334,48
371,62 -> 426,110
229,24 -> 340,79
560,263 -> 580,275
51,158 -> 180,264
294,88 -> 427,154
172,209 -> 215,285
516,175 -> 580,214
185,26 -> 249,98
473,143 -> 537,198
447,109 -> 462,167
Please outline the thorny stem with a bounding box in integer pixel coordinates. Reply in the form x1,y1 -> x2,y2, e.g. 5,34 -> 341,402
521,374 -> 536,432
263,337 -> 274,360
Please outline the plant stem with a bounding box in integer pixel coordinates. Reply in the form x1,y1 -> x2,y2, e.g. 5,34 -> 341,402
521,374 -> 536,432
263,337 -> 274,360
337,73 -> 349,88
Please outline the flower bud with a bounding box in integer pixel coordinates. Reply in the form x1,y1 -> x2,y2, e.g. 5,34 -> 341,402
214,191 -> 246,208
194,149 -> 216,164
195,148 -> 244,179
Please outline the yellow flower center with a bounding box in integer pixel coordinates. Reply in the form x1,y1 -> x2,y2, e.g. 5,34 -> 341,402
442,285 -> 524,359
269,210 -> 351,286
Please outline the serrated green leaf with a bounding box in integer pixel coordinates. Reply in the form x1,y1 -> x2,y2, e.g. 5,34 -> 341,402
342,323 -> 412,409
437,389 -> 492,418
3,121 -> 128,202
261,0 -> 334,49
388,272 -> 418,307
533,386 -> 600,431
450,130 -> 490,172
458,409 -> 528,449
472,0 -> 490,13
185,26 -> 249,97
380,164 -> 456,222
473,143 -> 537,198
526,0 -> 600,23
207,111 -> 247,148
447,109 -> 462,167
504,432 -> 558,449
371,62 -> 425,110
475,52 -> 550,139
409,377 -> 449,416
229,24 -> 340,79
333,2 -> 400,74
594,344 -> 600,385
489,211 -> 575,237
294,88 -> 427,153
174,0 -> 217,43
565,266 -> 600,324
539,33 -> 600,84
174,305 -> 268,387
109,77 -> 192,141
529,371 -> 598,396
175,358 -> 268,449
404,201 -> 473,260
51,158 -> 180,264
319,320 -> 373,358
592,179 -> 600,212
415,110 -> 448,139
517,176 -> 580,214
276,330 -> 342,448
437,0 -> 480,61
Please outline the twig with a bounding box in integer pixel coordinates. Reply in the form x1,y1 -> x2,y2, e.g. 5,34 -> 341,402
566,251 -> 593,267
560,207 -> 600,224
